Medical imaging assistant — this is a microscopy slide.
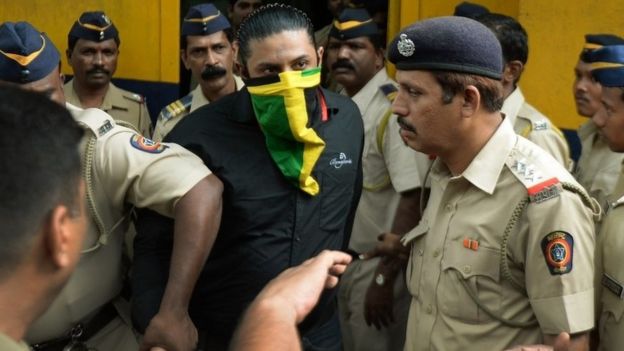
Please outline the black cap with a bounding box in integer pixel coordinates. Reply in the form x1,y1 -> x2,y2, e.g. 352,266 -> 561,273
454,1 -> 490,18
329,8 -> 378,40
68,11 -> 119,44
0,21 -> 60,83
388,16 -> 503,80
580,34 -> 624,62
182,3 -> 231,36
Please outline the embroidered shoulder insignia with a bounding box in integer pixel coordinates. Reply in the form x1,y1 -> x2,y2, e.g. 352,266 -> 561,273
160,93 -> 193,122
76,108 -> 116,138
532,119 -> 549,131
129,134 -> 169,154
123,92 -> 145,104
506,151 -> 561,203
379,83 -> 397,102
541,231 -> 573,275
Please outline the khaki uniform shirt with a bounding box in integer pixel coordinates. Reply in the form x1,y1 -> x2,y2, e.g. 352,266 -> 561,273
0,334 -> 29,351
64,80 -> 152,137
596,172 -> 624,351
402,120 -> 595,351
346,69 -> 429,253
575,121 -> 624,210
152,75 -> 245,141
502,87 -> 572,170
26,106 -> 211,343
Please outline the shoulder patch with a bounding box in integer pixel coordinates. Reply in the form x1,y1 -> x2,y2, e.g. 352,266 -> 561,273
129,134 -> 169,154
160,93 -> 193,122
76,108 -> 116,138
541,231 -> 573,275
507,155 -> 561,203
122,92 -> 145,104
379,83 -> 398,102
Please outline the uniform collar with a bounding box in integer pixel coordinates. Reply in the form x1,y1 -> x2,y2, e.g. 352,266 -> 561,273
100,83 -> 129,111
577,120 -> 598,142
345,68 -> 389,114
191,74 -> 246,113
500,86 -> 525,126
0,333 -> 30,351
431,118 -> 516,195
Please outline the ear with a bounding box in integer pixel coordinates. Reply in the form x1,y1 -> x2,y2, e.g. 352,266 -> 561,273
461,85 -> 481,117
317,46 -> 325,67
45,205 -> 74,269
180,49 -> 192,70
374,48 -> 385,70
503,60 -> 524,86
65,49 -> 72,63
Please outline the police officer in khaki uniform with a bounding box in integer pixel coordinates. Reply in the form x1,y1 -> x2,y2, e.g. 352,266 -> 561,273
153,3 -> 244,142
379,16 -> 598,350
585,44 -> 624,351
0,86 -> 86,351
574,34 -> 624,210
325,8 -> 429,351
64,11 -> 152,137
476,13 -> 572,171
0,21 -> 223,351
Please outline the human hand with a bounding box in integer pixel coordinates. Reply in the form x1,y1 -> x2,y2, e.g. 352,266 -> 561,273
257,250 -> 352,324
362,233 -> 409,261
364,276 -> 395,330
140,310 -> 198,351
503,332 -> 570,351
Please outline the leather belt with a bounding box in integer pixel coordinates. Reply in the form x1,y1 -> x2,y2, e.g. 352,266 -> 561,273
30,302 -> 118,351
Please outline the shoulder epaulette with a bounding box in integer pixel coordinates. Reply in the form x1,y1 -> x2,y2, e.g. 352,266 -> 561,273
122,91 -> 145,104
160,93 -> 193,122
379,83 -> 398,102
76,108 -> 116,138
505,147 -> 561,203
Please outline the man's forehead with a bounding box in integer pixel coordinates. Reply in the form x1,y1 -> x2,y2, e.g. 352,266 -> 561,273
74,37 -> 118,49
187,32 -> 230,46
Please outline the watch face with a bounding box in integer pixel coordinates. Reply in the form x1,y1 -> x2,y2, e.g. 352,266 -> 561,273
375,273 -> 385,286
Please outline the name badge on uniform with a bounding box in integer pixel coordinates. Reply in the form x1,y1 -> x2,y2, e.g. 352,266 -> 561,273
602,273 -> 624,299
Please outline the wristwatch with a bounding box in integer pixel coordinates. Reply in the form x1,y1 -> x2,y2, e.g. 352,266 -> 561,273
375,273 -> 385,286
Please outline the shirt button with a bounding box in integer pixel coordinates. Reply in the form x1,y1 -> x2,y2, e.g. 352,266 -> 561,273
418,249 -> 424,256
295,236 -> 301,242
463,265 -> 472,274
433,249 -> 440,258
445,203 -> 453,211
426,305 -> 433,314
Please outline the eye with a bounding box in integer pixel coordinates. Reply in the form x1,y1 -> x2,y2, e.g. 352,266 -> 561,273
293,60 -> 309,70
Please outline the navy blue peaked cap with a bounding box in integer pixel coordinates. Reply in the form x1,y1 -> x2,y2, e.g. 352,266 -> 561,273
330,8 -> 378,41
69,11 -> 119,44
587,45 -> 624,87
0,21 -> 60,83
182,3 -> 231,36
580,34 -> 624,62
388,16 -> 503,80
454,1 -> 490,18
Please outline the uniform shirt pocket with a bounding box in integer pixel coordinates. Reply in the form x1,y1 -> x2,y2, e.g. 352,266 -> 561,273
439,243 -> 501,323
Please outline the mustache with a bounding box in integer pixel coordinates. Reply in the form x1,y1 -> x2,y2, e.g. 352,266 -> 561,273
331,59 -> 355,72
201,66 -> 227,80
86,67 -> 110,76
397,117 -> 416,133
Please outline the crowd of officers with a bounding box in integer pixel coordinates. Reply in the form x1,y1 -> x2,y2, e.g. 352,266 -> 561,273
0,0 -> 623,350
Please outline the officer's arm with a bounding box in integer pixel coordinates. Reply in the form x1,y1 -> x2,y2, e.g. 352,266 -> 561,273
141,175 -> 223,351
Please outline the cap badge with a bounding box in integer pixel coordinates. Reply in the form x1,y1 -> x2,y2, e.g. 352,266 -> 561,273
102,14 -> 111,25
398,33 -> 415,57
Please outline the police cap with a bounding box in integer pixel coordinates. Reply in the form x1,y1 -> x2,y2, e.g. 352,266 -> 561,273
587,45 -> 624,87
387,16 -> 503,80
329,8 -> 378,41
580,34 -> 624,62
182,3 -> 231,36
68,11 -> 119,45
0,21 -> 60,83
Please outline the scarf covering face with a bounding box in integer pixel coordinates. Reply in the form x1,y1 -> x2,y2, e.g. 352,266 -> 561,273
246,67 -> 325,196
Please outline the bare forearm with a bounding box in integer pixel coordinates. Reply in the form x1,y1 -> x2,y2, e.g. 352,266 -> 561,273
391,188 -> 426,235
160,175 -> 223,311
544,332 -> 588,351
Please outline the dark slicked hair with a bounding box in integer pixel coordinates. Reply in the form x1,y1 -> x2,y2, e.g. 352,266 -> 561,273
432,72 -> 504,113
0,86 -> 83,277
476,13 -> 528,65
236,3 -> 316,66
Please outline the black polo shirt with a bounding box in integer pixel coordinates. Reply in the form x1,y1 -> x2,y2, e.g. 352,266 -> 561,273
134,86 -> 363,341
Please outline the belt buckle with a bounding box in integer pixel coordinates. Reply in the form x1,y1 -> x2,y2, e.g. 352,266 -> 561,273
62,324 -> 88,351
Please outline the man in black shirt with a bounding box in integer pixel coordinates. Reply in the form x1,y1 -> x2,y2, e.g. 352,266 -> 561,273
134,4 -> 363,351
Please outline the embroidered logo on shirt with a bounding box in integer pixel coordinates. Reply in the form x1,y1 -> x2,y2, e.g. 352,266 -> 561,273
541,231 -> 573,275
129,134 -> 168,154
329,152 -> 353,169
